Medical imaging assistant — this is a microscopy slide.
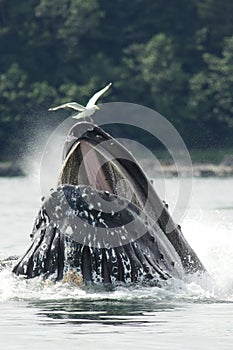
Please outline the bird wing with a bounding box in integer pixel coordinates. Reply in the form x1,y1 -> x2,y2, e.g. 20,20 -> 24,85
72,110 -> 86,119
49,102 -> 85,111
86,83 -> 112,108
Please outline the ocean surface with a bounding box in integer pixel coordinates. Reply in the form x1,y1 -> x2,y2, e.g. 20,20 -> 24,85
1,176 -> 233,350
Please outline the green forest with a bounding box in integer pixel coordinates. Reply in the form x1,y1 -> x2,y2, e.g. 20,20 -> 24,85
0,0 -> 233,161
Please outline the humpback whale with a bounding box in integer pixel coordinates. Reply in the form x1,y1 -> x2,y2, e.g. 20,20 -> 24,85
13,122 -> 205,285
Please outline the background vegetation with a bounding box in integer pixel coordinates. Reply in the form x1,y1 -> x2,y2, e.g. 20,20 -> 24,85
0,0 -> 233,161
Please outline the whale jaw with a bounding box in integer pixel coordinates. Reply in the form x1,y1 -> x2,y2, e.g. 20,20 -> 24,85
12,122 -> 205,285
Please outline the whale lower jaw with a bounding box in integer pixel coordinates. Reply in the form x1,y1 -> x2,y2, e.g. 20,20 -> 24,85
13,185 -> 184,285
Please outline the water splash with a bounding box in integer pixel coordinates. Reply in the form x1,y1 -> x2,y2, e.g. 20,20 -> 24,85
0,265 -> 232,305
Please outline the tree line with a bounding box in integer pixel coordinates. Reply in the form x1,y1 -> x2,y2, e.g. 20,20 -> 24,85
0,0 -> 233,160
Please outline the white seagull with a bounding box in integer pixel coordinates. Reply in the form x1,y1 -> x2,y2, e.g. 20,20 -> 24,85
49,83 -> 112,121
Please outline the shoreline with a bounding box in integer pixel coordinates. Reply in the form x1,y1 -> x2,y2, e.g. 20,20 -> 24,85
0,162 -> 25,177
140,160 -> 233,178
1,160 -> 233,178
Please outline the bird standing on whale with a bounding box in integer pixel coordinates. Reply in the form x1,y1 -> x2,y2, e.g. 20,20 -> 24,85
49,83 -> 112,121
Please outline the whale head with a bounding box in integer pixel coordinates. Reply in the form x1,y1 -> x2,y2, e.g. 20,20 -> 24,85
13,122 -> 205,284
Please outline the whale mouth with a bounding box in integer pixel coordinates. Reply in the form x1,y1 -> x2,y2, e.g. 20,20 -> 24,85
58,123 -> 145,209
12,122 -> 206,282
